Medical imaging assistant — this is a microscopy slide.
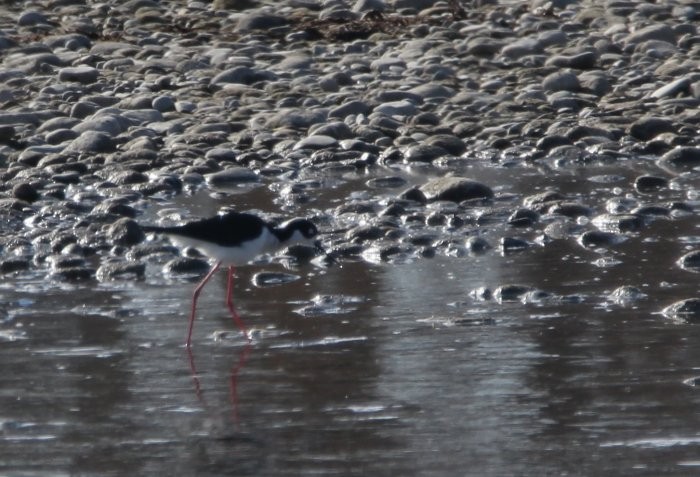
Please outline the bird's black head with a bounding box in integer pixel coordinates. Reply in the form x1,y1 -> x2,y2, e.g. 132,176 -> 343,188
275,218 -> 334,262
285,218 -> 319,240
275,218 -> 320,246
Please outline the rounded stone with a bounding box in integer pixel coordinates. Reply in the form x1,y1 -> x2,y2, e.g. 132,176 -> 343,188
65,131 -> 116,153
629,117 -> 675,141
658,147 -> 700,171
419,177 -> 493,203
662,298 -> 700,323
152,95 -> 175,112
96,261 -> 146,281
205,167 -> 259,186
634,175 -> 668,192
12,183 -> 39,202
543,71 -> 581,92
58,66 -> 99,84
678,251 -> 700,271
17,11 -> 49,26
293,135 -> 338,150
403,144 -> 449,163
106,218 -> 145,246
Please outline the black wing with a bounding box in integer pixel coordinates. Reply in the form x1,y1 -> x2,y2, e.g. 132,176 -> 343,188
145,212 -> 269,247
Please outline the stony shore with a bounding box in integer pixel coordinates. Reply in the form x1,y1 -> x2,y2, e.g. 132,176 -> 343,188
2,0 -> 700,315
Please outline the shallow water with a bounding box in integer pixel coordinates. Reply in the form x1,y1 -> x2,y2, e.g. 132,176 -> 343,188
4,159 -> 700,476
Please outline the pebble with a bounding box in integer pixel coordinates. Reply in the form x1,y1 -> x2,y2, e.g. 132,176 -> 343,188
419,177 -> 493,203
58,66 -> 99,84
252,272 -> 301,287
662,298 -> 700,323
657,147 -> 700,171
578,231 -> 623,249
634,175 -> 668,192
205,168 -> 259,186
106,218 -> 145,247
591,214 -> 645,234
163,257 -> 211,276
677,251 -> 700,272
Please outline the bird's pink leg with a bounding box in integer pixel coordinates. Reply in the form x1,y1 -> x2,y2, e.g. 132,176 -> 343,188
226,265 -> 250,340
187,261 -> 221,347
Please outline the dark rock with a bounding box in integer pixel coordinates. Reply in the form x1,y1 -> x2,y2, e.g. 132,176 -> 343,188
508,208 -> 540,227
424,134 -> 466,155
629,117 -> 676,141
404,144 -> 450,163
499,237 -> 529,253
662,298 -> 700,323
398,186 -> 427,204
493,284 -> 535,302
96,261 -> 146,281
608,286 -> 646,305
106,218 -> 145,246
65,131 -> 116,153
51,267 -> 95,281
657,147 -> 700,171
678,251 -> 700,271
634,175 -> 668,192
466,236 -> 490,254
366,176 -> 407,189
547,202 -> 593,218
545,51 -> 597,69
577,230 -> 623,248
163,257 -> 211,276
592,213 -> 645,233
536,135 -> 572,151
236,12 -> 288,32
524,191 -> 566,208
12,183 -> 40,202
252,271 -> 300,287
0,258 -> 30,274
650,76 -> 691,99
206,167 -> 259,186
420,177 -> 493,203
631,205 -> 670,217
347,225 -> 384,243
58,66 -> 99,83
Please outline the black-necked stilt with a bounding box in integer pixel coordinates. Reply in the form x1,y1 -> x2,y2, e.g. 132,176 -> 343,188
142,211 -> 322,347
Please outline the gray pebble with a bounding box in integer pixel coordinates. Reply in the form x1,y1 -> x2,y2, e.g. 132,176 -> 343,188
152,95 -> 175,112
404,144 -> 449,163
205,167 -> 259,186
466,236 -> 491,254
294,135 -> 338,150
58,66 -> 99,84
658,147 -> 700,171
678,251 -> 700,272
628,117 -> 676,140
662,298 -> 700,323
375,100 -> 417,116
106,218 -> 145,246
543,71 -> 580,92
420,177 -> 493,202
96,261 -> 146,281
65,131 -> 116,153
17,11 -> 49,26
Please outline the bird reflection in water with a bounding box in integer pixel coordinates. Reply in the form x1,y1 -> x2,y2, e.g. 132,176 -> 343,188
186,341 -> 252,426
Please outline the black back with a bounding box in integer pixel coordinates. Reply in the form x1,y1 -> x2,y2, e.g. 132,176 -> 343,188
143,212 -> 269,247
